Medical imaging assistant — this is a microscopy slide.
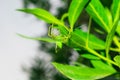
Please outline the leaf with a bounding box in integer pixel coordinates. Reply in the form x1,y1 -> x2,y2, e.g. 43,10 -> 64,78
68,0 -> 89,28
111,0 -> 120,24
56,42 -> 62,49
111,0 -> 120,36
91,60 -> 116,72
53,62 -> 116,80
81,53 -> 100,60
105,8 -> 112,28
105,0 -> 120,59
18,8 -> 64,26
116,21 -> 120,36
86,0 -> 110,32
114,55 -> 120,67
105,22 -> 118,59
17,33 -> 57,43
68,29 -> 105,50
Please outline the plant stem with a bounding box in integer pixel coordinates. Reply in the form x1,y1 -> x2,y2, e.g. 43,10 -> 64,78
60,13 -> 70,32
86,47 -> 119,67
63,25 -> 70,32
110,48 -> 120,52
113,36 -> 120,49
86,16 -> 92,47
61,13 -> 68,22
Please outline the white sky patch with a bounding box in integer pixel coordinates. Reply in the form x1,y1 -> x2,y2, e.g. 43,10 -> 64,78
49,0 -> 64,15
0,0 -> 47,80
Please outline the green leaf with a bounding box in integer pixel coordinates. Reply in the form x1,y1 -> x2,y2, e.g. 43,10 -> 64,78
56,42 -> 62,49
18,8 -> 64,26
105,22 -> 118,59
111,0 -> 120,24
81,53 -> 100,60
105,8 -> 112,28
53,62 -> 116,80
86,0 -> 110,32
91,60 -> 116,72
116,21 -> 120,36
114,55 -> 120,67
111,0 -> 120,36
17,33 -> 56,43
68,29 -> 105,50
105,0 -> 120,59
68,0 -> 89,28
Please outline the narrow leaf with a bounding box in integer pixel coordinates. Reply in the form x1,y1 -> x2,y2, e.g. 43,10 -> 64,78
68,0 -> 89,28
18,8 -> 64,26
86,0 -> 109,32
111,0 -> 120,24
105,8 -> 112,28
116,21 -> 120,36
105,22 -> 118,59
17,33 -> 56,43
111,0 -> 120,35
106,0 -> 120,59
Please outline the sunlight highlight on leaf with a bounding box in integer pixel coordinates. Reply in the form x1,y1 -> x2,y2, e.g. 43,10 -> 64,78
68,0 -> 88,29
18,8 -> 64,26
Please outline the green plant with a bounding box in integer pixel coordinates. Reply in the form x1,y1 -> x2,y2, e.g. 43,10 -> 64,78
18,0 -> 120,80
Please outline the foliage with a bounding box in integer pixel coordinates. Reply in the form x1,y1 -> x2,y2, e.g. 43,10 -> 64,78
19,0 -> 120,80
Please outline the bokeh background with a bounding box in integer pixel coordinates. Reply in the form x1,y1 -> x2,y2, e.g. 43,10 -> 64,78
0,0 -> 46,80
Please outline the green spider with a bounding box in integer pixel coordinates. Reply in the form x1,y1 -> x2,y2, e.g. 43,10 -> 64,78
48,24 -> 70,52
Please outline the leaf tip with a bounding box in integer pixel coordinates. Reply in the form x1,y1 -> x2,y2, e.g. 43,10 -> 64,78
16,9 -> 24,12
